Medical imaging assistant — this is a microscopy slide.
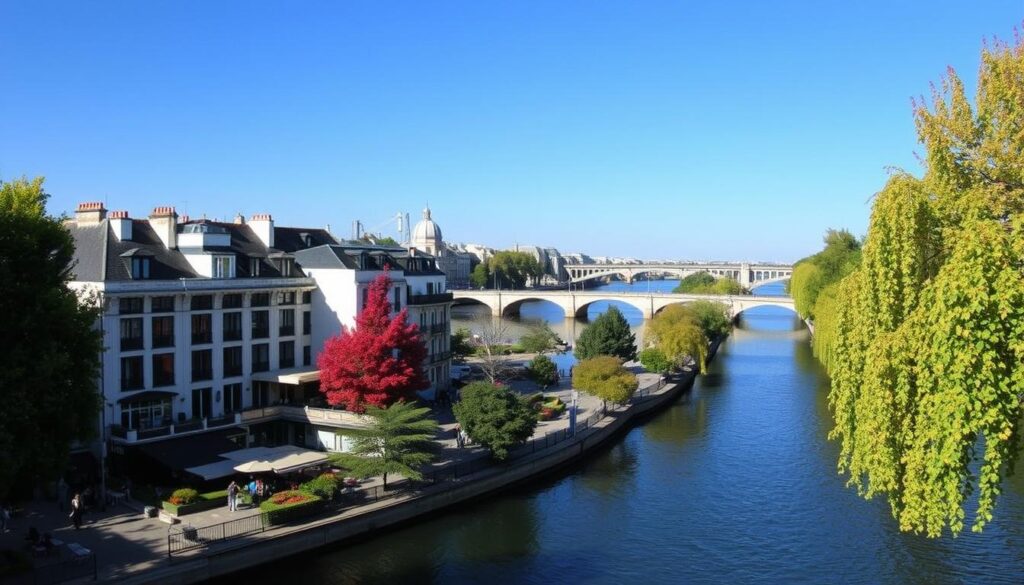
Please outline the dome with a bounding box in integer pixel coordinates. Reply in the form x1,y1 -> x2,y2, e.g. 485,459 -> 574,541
411,207 -> 443,254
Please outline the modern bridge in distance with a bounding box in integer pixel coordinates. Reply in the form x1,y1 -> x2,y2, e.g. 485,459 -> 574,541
565,262 -> 793,289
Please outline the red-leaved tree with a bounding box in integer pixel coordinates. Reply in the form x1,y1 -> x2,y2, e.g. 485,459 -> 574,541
317,272 -> 429,411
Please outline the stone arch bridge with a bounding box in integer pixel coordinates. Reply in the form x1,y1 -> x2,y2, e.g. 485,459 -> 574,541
452,290 -> 796,320
565,262 -> 793,289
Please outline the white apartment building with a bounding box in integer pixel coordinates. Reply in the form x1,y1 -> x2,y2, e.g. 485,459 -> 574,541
66,203 -> 452,483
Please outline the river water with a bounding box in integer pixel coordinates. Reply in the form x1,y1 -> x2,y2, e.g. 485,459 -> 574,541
238,281 -> 1024,585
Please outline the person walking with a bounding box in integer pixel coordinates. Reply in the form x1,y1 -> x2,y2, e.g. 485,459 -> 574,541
255,479 -> 265,506
68,494 -> 83,530
227,481 -> 239,512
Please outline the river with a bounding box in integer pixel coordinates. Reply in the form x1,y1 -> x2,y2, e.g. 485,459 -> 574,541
234,281 -> 1024,584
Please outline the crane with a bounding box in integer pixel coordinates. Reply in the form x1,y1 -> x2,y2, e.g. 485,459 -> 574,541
352,212 -> 411,244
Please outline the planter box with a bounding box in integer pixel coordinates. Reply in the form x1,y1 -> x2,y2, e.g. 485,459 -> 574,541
162,490 -> 229,516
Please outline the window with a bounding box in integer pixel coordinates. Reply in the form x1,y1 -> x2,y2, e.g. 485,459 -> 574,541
120,356 -> 144,390
279,291 -> 296,305
130,257 -> 151,279
279,341 -> 295,369
152,316 -> 174,348
303,345 -> 311,367
393,288 -> 401,312
303,311 -> 311,335
251,292 -> 270,307
191,349 -> 213,382
222,293 -> 243,309
252,344 -> 269,372
361,288 -> 368,309
427,282 -> 434,295
302,291 -> 312,304
279,309 -> 294,336
224,383 -> 243,413
151,296 -> 175,312
120,318 -> 143,351
223,346 -> 243,377
191,387 -> 212,419
191,314 -> 212,344
152,353 -> 175,386
190,295 -> 213,310
251,310 -> 269,339
222,313 -> 241,342
119,297 -> 143,314
277,258 -> 295,277
213,255 -> 235,278
120,397 -> 171,430
250,257 -> 261,277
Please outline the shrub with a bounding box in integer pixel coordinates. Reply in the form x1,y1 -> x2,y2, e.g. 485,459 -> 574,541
300,473 -> 340,499
539,407 -> 556,421
639,347 -> 672,373
260,489 -> 324,525
169,488 -> 199,505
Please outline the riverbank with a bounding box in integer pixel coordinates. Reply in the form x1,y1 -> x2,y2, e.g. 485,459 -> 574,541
116,341 -> 720,585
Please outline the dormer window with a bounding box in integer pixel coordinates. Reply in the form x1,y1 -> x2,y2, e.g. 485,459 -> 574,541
213,255 -> 235,278
130,257 -> 151,279
279,258 -> 294,276
250,258 -> 261,277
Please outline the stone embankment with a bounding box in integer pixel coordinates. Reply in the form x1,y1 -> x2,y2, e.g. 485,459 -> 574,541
124,341 -> 722,585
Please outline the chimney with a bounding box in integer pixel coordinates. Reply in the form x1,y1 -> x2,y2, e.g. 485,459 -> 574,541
250,213 -> 274,248
75,202 -> 107,225
109,210 -> 132,241
148,206 -> 178,249
234,213 -> 245,225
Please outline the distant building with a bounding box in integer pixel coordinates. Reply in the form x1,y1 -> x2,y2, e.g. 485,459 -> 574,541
410,207 -> 473,288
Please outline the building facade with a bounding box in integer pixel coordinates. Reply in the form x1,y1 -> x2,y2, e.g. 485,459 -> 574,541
66,202 -> 452,482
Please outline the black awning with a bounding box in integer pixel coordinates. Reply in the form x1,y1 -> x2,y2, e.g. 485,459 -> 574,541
117,390 -> 177,404
135,428 -> 245,471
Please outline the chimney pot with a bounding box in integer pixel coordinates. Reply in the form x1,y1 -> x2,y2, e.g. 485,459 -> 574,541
74,201 -> 107,225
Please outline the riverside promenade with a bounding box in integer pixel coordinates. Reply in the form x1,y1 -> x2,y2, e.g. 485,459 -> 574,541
2,351 -> 714,585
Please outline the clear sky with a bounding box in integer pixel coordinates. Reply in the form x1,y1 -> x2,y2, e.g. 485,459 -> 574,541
2,2 -> 1021,262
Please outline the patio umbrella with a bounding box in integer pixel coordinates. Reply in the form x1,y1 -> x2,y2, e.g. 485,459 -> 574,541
233,460 -> 274,473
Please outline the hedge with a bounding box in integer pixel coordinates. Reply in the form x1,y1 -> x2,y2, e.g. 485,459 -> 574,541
259,490 -> 324,525
162,489 -> 231,516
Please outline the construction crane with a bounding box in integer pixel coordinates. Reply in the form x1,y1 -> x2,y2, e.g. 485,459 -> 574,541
352,212 -> 411,244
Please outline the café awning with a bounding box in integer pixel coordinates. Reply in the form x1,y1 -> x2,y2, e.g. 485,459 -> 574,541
185,459 -> 241,481
250,366 -> 320,385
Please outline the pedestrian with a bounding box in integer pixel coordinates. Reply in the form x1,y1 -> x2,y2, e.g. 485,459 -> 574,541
227,481 -> 239,512
247,477 -> 257,506
56,477 -> 68,512
256,479 -> 265,506
68,494 -> 83,530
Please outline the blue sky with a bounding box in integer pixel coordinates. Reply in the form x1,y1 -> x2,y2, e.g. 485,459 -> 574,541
2,2 -> 1020,262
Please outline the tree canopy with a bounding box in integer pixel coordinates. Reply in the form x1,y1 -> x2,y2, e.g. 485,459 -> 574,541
805,37 -> 1024,537
673,272 -> 747,295
645,305 -> 708,373
573,356 -> 638,405
574,305 -> 636,362
526,354 -> 559,389
685,300 -> 732,340
488,251 -> 544,289
450,327 -> 474,360
518,321 -> 561,353
470,262 -> 490,289
453,381 -> 537,460
318,272 -> 428,411
788,229 -> 863,319
332,401 -> 438,489
0,177 -> 103,500
638,347 -> 672,374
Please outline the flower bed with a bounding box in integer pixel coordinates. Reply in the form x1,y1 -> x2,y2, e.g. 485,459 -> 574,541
259,489 -> 324,525
162,489 -> 230,516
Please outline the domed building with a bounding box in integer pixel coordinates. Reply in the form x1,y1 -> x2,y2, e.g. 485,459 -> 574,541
410,207 -> 471,287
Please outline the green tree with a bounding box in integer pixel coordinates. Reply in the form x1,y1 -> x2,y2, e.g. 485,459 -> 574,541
638,347 -> 672,374
0,177 -> 103,499
488,251 -> 544,289
813,37 -> 1024,536
526,355 -> 559,388
685,300 -> 732,339
453,382 -> 537,460
451,327 -> 474,360
673,272 -> 747,295
518,322 -> 561,353
574,306 -> 636,362
789,229 -> 863,319
331,401 -> 438,489
573,356 -> 638,407
646,305 -> 708,373
470,262 -> 490,289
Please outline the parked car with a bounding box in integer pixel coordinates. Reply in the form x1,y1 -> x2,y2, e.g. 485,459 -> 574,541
450,365 -> 472,382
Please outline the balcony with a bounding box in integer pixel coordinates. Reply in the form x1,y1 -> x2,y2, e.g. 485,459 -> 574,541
408,292 -> 453,306
109,413 -> 245,444
240,405 -> 370,429
120,338 -> 144,351
152,335 -> 175,348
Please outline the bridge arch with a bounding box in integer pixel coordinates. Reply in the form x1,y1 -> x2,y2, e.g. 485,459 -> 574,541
749,274 -> 792,289
451,296 -> 496,317
572,297 -> 650,320
501,297 -> 568,320
732,300 -> 799,319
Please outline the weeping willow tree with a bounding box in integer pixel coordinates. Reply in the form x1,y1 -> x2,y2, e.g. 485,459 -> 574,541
805,36 -> 1024,537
